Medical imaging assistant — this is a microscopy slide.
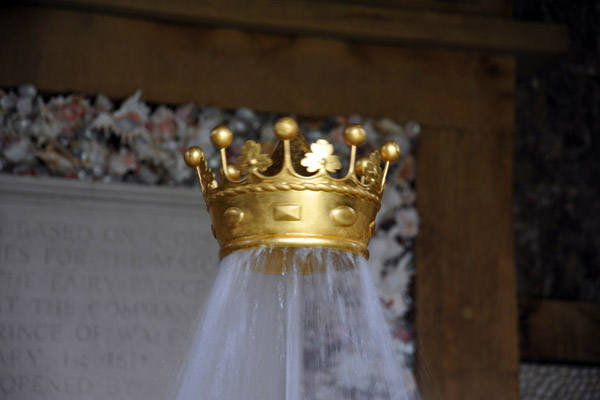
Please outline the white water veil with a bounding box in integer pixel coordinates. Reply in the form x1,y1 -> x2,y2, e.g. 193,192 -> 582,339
168,247 -> 415,400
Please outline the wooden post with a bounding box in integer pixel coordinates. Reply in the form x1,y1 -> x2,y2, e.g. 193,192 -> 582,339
416,125 -> 519,399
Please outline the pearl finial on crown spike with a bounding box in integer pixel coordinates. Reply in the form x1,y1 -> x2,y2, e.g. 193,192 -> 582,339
380,141 -> 401,162
211,126 -> 234,149
227,165 -> 241,180
274,117 -> 299,141
184,146 -> 205,168
355,156 -> 370,177
343,125 -> 366,147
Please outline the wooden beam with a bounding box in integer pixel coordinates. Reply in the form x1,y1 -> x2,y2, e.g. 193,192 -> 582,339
0,6 -> 515,129
303,0 -> 513,18
519,299 -> 600,363
15,0 -> 567,54
415,125 -> 519,400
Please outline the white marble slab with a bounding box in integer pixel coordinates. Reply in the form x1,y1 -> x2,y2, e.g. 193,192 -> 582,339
0,175 -> 218,400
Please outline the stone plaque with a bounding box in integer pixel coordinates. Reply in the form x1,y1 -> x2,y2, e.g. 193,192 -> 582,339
0,175 -> 218,400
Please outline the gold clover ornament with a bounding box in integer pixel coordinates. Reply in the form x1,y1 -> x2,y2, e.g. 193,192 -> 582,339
301,139 -> 342,173
235,140 -> 273,174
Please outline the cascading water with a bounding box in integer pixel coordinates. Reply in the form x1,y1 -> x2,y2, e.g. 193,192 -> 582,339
169,248 -> 416,400
174,116 -> 418,399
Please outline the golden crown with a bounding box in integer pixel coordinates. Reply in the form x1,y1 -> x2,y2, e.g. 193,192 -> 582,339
184,117 -> 400,261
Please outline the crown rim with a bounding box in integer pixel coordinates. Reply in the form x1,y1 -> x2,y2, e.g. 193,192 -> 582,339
219,235 -> 369,260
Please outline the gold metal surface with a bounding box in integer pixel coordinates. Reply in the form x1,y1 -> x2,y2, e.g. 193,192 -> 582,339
184,117 -> 401,270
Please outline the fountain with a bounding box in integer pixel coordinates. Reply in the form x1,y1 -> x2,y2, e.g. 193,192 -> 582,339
169,118 -> 416,399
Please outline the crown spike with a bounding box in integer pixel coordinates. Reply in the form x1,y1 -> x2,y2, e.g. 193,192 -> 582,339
274,117 -> 299,173
211,126 -> 236,181
355,156 -> 369,185
262,131 -> 312,177
379,140 -> 401,192
343,124 -> 366,178
184,146 -> 206,190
